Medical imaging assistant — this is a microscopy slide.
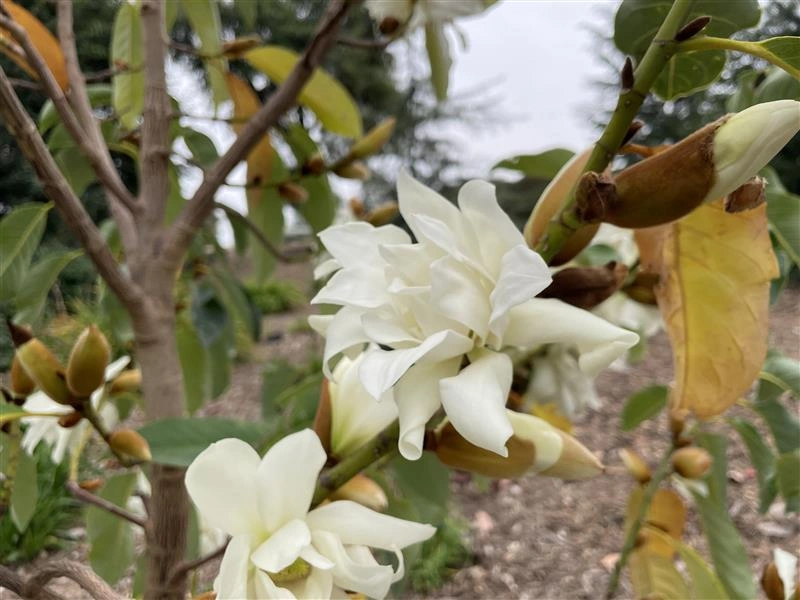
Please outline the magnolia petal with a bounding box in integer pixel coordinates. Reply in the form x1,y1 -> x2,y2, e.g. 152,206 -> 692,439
506,410 -> 564,472
358,329 -> 472,400
311,530 -> 394,600
253,569 -> 295,600
397,170 -> 471,247
250,519 -> 311,574
314,258 -> 341,280
51,428 -> 79,464
310,266 -> 390,309
313,307 -> 370,377
458,179 -> 525,274
300,545 -> 335,570
379,242 -> 441,286
298,566 -> 333,599
489,245 -> 551,339
185,439 -> 262,536
256,429 -> 327,532
439,349 -> 514,456
360,311 -> 419,347
503,298 -> 639,376
214,534 -> 254,600
307,500 -> 436,550
319,222 -> 409,268
104,356 -> 131,382
430,255 -> 491,340
394,358 -> 460,460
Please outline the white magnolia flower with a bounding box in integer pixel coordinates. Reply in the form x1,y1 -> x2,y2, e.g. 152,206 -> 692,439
524,345 -> 600,419
365,0 -> 488,29
310,172 -> 639,460
21,356 -> 129,463
185,429 -> 435,599
329,353 -> 398,458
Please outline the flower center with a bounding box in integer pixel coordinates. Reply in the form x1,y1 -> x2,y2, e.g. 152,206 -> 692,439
268,557 -> 311,584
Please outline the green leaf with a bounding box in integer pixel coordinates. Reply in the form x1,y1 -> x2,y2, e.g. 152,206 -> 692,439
261,360 -> 299,419
757,36 -> 800,76
179,0 -> 228,106
776,450 -> 800,511
38,84 -> 112,133
729,417 -> 778,513
492,149 -> 575,180
614,0 -> 761,100
181,127 -> 219,168
245,46 -> 363,137
621,385 -> 668,431
208,266 -> 260,341
111,1 -> 144,130
0,202 -> 50,301
86,472 -> 137,584
248,189 -> 284,283
693,433 -> 757,600
753,398 -> 800,454
390,453 -> 450,524
758,350 -> 800,402
755,68 -> 800,103
10,448 -> 38,533
176,317 -> 208,414
0,403 -> 33,425
726,69 -> 759,112
205,330 -> 232,401
674,541 -> 729,600
576,243 -> 624,267
235,0 -> 258,29
629,550 -> 690,599
765,186 -> 800,267
14,250 -> 83,324
190,282 -> 229,348
55,150 -> 95,197
139,417 -> 270,467
425,23 -> 452,102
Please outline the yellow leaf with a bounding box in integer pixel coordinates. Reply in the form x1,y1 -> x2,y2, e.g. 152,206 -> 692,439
643,201 -> 779,418
530,403 -> 573,433
629,549 -> 690,599
1,0 -> 68,90
625,488 -> 686,558
244,45 -> 363,138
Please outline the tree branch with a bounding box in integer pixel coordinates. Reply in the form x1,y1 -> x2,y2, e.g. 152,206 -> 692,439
161,0 -> 354,272
0,565 -> 60,600
0,64 -> 146,312
167,539 -> 230,586
25,560 -> 122,600
66,480 -> 147,528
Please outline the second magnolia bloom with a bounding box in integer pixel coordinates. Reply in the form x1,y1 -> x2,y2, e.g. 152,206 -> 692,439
310,172 -> 638,460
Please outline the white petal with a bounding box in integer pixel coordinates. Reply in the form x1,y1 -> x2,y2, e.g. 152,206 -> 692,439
503,298 -> 639,376
214,534 -> 254,600
505,411 -> 564,471
397,170 -> 467,244
429,255 -> 491,340
314,258 -> 341,280
22,390 -> 69,414
314,307 -> 370,377
250,519 -> 311,574
439,349 -> 514,456
311,266 -> 390,309
185,439 -> 263,536
297,567 -> 333,599
773,547 -> 797,600
488,245 -> 552,339
360,311 -> 419,347
394,358 -> 460,460
253,569 -> 295,600
307,501 -> 435,550
379,242 -> 441,286
319,222 -> 409,268
51,427 -> 80,464
358,330 -> 473,400
104,356 -> 131,381
311,531 -> 394,600
256,429 -> 327,532
300,546 -> 335,570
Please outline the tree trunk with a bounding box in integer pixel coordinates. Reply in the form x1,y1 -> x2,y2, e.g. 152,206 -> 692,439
133,297 -> 189,600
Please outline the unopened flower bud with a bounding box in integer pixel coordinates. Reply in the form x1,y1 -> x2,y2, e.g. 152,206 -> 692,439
623,272 -> 659,306
109,369 -> 141,396
14,338 -> 73,405
66,325 -> 110,397
10,354 -> 35,397
313,378 -> 333,453
330,473 -> 388,512
671,447 -> 712,479
364,202 -> 399,227
379,16 -> 401,35
58,411 -> 84,428
619,448 -> 652,484
278,182 -> 309,205
334,161 -> 371,180
303,152 -> 326,176
523,148 -> 601,265
109,429 -> 152,462
349,197 -> 366,218
539,262 -> 628,310
538,428 -> 604,479
724,176 -> 766,213
78,478 -> 104,492
762,563 -> 785,600
348,117 -> 397,160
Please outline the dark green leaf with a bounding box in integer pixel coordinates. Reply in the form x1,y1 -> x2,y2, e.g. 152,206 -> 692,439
390,453 -> 450,524
111,2 -> 144,130
766,186 -> 800,268
492,149 -> 575,180
0,202 -> 50,302
755,68 -> 800,103
139,417 -> 270,467
15,250 -> 83,324
776,450 -> 800,511
190,282 -> 229,348
179,0 -> 228,106
248,189 -> 284,283
729,417 -> 778,513
759,350 -> 800,402
208,266 -> 260,341
653,50 -> 727,100
10,448 -> 38,532
181,127 -> 219,168
86,472 -> 137,584
621,385 -> 668,431
261,360 -> 300,419
726,69 -> 759,112
55,150 -> 95,197
205,331 -> 232,401
176,317 -> 208,414
758,36 -> 800,73
39,84 -> 112,134
753,398 -> 800,453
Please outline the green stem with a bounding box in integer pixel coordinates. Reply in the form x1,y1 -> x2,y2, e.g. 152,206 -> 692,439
534,0 -> 696,263
605,444 -> 676,599
311,420 -> 400,507
678,36 -> 800,80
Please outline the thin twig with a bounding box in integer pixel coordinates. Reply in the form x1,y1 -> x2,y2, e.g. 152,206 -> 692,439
0,565 -> 60,600
336,35 -> 394,50
24,559 -> 122,600
167,539 -> 230,586
8,76 -> 42,90
66,480 -> 147,528
162,0 -> 354,272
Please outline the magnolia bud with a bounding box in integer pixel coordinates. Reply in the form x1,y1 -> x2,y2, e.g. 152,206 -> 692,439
66,325 -> 110,397
724,176 -> 766,213
761,563 -> 785,600
349,197 -> 366,218
10,354 -> 35,396
619,448 -> 652,484
671,447 -> 712,479
348,117 -> 397,160
303,152 -> 326,176
15,338 -> 73,405
539,262 -> 628,310
334,161 -> 371,180
58,411 -> 84,428
78,478 -> 104,492
109,429 -> 152,462
364,202 -> 399,227
379,16 -> 401,35
523,148 -> 600,265
623,272 -> 659,306
538,429 -> 604,479
278,182 -> 309,205
109,369 -> 141,396
329,474 -> 388,512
